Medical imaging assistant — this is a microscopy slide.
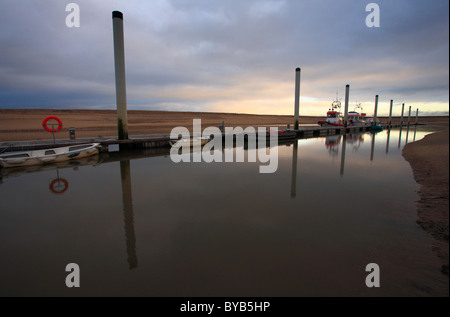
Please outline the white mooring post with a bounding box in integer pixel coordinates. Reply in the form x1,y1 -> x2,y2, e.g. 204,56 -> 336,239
113,11 -> 129,140
343,84 -> 350,127
400,103 -> 405,126
373,95 -> 379,126
294,67 -> 301,130
388,100 -> 393,126
407,106 -> 412,126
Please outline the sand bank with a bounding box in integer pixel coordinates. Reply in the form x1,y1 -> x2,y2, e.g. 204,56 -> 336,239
403,124 -> 449,278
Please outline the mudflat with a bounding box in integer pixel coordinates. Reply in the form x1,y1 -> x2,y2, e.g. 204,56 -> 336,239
403,123 -> 449,280
0,108 -> 448,142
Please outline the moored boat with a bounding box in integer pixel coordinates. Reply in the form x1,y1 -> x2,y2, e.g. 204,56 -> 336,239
319,99 -> 370,127
318,96 -> 343,127
347,104 -> 368,126
169,136 -> 210,147
0,143 -> 101,168
369,124 -> 384,132
366,117 -> 384,132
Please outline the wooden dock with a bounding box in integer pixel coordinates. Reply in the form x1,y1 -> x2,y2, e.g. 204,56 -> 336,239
0,123 -> 407,153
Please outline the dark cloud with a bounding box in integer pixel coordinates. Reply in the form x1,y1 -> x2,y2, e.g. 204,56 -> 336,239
0,0 -> 448,115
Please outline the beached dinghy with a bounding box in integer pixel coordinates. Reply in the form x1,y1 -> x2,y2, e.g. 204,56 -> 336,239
0,143 -> 101,168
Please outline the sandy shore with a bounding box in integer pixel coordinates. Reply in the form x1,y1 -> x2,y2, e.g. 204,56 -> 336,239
0,109 -> 299,141
403,124 -> 449,279
0,108 -> 448,142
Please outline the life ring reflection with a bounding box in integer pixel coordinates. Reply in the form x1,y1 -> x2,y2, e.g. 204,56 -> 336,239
49,178 -> 69,194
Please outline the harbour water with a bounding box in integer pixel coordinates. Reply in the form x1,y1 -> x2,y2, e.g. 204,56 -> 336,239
0,125 -> 447,296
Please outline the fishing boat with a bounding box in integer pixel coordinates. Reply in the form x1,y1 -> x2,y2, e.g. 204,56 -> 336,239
347,104 -> 368,126
0,143 -> 101,168
318,95 -> 343,127
319,99 -> 369,127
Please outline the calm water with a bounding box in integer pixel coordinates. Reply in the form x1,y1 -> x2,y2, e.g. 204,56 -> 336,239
0,126 -> 447,296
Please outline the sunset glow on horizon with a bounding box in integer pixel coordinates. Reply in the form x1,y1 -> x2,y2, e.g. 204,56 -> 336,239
0,0 -> 448,116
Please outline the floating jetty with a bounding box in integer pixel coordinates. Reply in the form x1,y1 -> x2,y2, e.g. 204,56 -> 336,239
0,123 -> 407,154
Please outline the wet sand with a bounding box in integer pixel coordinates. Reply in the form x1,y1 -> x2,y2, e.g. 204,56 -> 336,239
0,109 -> 300,141
0,108 -> 448,142
402,122 -> 449,280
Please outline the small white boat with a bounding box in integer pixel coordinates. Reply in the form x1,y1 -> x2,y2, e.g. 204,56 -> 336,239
0,143 -> 101,168
169,136 -> 210,147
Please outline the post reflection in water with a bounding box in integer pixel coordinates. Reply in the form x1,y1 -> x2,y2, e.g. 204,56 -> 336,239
413,125 -> 417,142
340,134 -> 347,177
385,129 -> 391,154
119,159 -> 138,270
405,125 -> 410,145
370,132 -> 376,162
290,141 -> 298,198
398,126 -> 403,149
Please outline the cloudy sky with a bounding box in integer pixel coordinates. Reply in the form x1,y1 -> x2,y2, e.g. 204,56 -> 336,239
0,0 -> 448,116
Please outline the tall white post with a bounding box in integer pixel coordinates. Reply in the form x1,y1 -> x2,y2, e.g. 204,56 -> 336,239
400,103 -> 405,126
407,106 -> 412,126
294,67 -> 301,130
113,11 -> 129,140
388,100 -> 393,126
343,84 -> 350,127
373,95 -> 379,126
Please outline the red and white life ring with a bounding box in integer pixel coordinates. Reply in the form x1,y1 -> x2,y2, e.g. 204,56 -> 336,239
42,115 -> 63,132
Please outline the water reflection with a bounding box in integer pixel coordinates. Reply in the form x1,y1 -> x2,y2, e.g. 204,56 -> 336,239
49,170 -> 69,195
346,134 -> 364,152
0,126 -> 446,296
290,141 -> 298,198
337,133 -> 365,176
340,134 -> 347,177
120,160 -> 138,270
405,125 -> 410,145
370,132 -> 376,161
386,129 -> 391,154
325,135 -> 341,158
397,125 -> 419,149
